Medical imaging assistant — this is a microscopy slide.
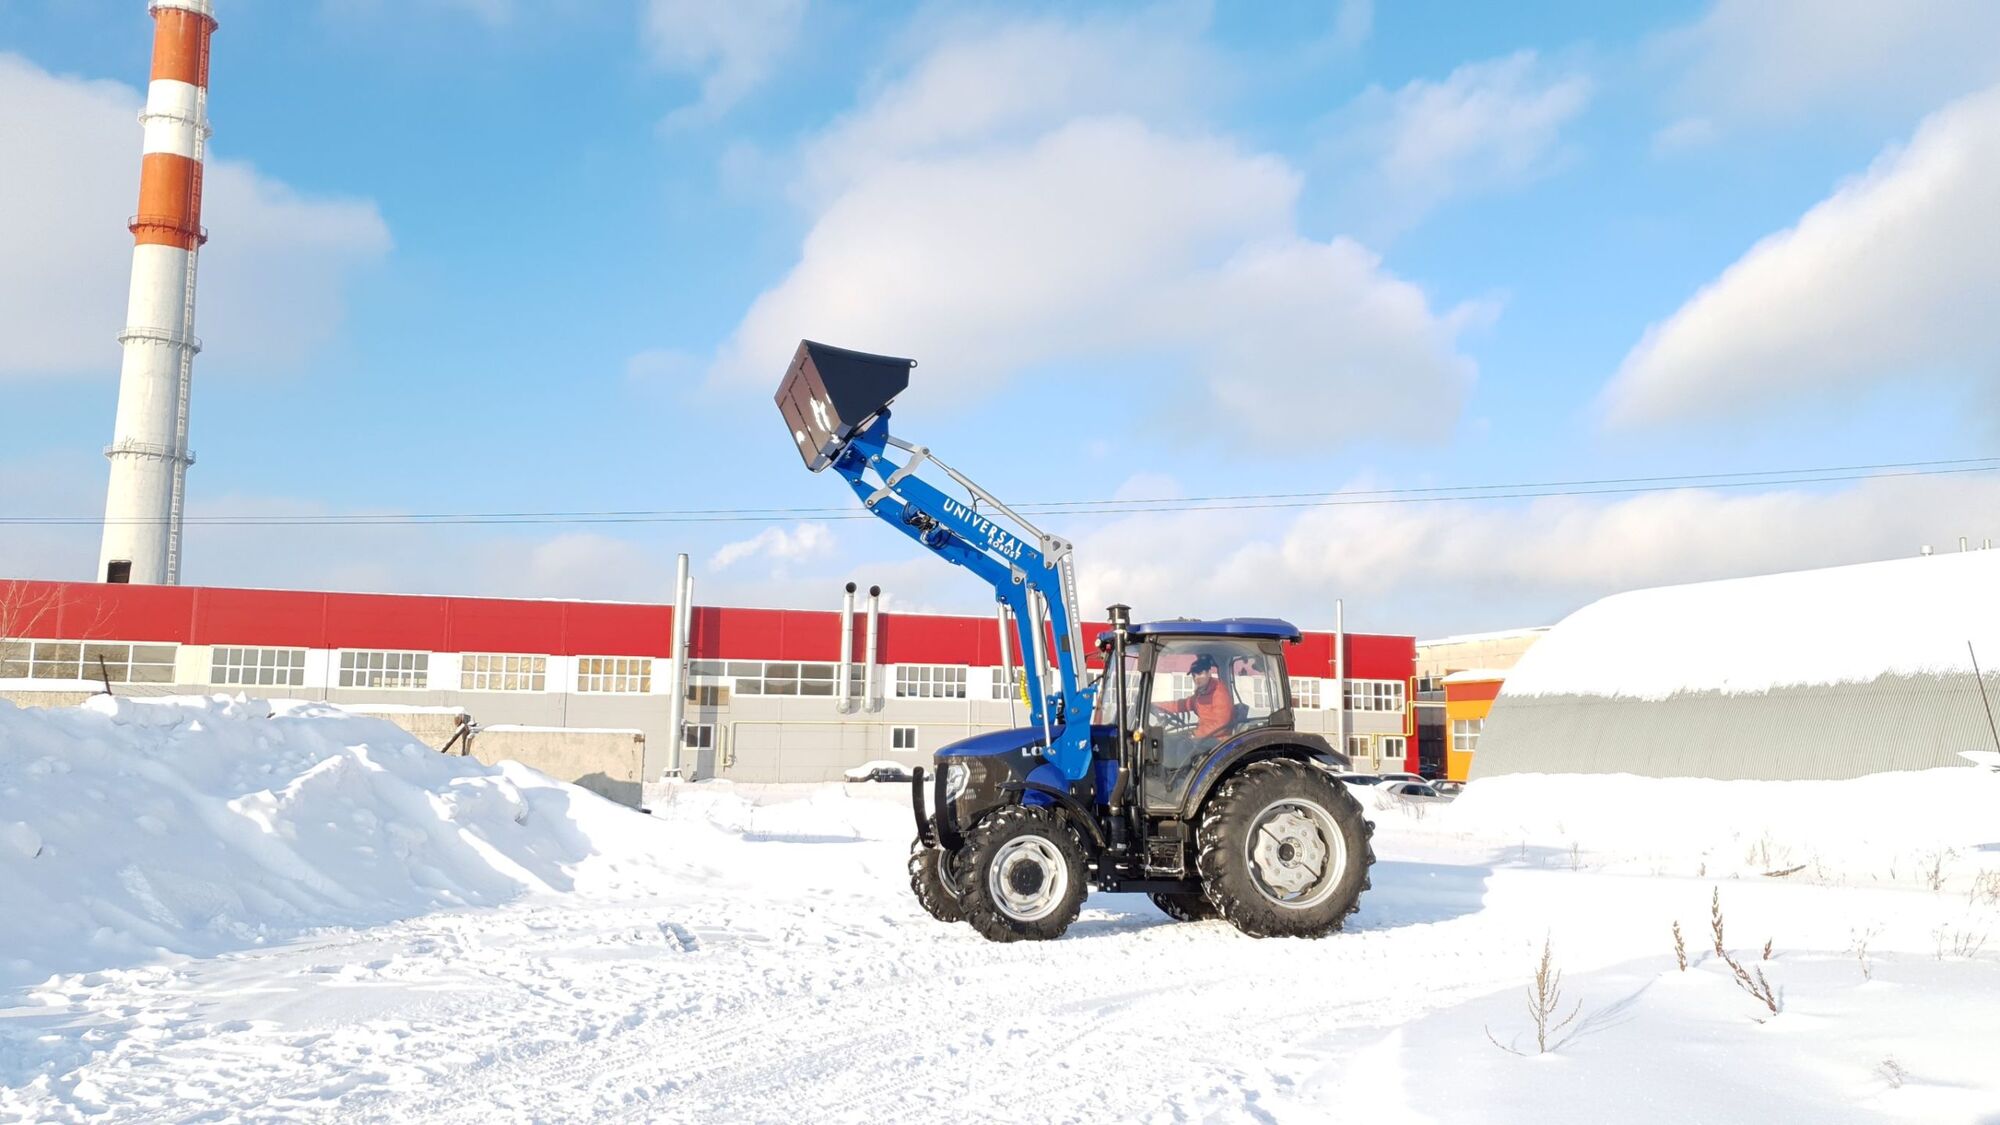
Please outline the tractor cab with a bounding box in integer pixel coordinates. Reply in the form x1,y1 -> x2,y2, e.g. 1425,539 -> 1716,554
1095,617 -> 1306,815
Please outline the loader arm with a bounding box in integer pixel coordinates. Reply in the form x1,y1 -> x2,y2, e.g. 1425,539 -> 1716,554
775,339 -> 1094,782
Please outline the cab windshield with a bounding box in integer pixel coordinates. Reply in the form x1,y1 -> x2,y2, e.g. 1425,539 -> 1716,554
1091,651 -> 1141,726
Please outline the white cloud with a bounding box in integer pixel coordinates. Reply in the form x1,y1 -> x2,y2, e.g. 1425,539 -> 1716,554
1656,0 -> 2000,125
795,8 -> 1215,201
1603,84 -> 2000,428
709,521 -> 835,572
1650,116 -> 1717,155
644,0 -> 807,125
1068,472 -> 2000,636
0,54 -> 391,380
710,13 -> 1481,447
1327,51 -> 1593,237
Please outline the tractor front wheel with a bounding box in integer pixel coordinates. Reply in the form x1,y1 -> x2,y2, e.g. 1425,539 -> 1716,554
908,837 -> 964,923
953,806 -> 1087,942
1197,759 -> 1373,938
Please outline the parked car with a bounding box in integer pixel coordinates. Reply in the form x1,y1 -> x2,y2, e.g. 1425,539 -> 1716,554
1384,781 -> 1450,802
1430,779 -> 1465,796
1378,772 -> 1426,785
842,760 -> 912,783
1334,774 -> 1384,787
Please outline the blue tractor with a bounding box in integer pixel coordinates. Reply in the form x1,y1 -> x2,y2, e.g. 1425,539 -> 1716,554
777,341 -> 1375,941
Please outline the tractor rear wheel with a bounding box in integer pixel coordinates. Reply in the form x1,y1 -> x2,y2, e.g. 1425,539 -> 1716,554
1197,759 -> 1373,938
953,806 -> 1087,942
908,837 -> 964,923
1148,891 -> 1216,922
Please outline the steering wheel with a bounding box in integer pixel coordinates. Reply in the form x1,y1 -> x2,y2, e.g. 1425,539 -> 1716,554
1149,705 -> 1196,733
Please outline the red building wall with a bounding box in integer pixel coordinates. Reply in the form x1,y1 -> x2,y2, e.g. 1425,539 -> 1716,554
2,580 -> 1414,681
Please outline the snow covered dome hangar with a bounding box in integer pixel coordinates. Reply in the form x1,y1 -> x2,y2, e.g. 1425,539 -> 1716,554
1470,550 -> 2000,781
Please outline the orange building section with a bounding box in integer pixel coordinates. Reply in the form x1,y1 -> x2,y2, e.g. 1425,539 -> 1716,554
1443,674 -> 1503,782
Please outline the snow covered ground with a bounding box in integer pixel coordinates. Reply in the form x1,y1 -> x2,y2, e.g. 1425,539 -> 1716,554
4,697 -> 1999,1122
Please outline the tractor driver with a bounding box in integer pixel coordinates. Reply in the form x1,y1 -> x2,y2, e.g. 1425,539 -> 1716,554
1157,652 -> 1233,741
1147,652 -> 1234,793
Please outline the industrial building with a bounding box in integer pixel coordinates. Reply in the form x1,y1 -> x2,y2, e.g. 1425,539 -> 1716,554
1471,550 -> 2000,781
1412,627 -> 1548,778
0,579 -> 1419,785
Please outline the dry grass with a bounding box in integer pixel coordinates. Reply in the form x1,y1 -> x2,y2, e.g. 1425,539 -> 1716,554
1486,935 -> 1583,1055
1711,889 -> 1781,1019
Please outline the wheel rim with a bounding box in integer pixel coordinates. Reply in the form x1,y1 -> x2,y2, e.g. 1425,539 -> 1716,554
935,851 -> 961,900
988,835 -> 1069,922
1244,798 -> 1346,910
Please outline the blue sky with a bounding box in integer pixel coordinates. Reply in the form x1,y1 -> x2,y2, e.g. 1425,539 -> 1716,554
3,0 -> 1998,636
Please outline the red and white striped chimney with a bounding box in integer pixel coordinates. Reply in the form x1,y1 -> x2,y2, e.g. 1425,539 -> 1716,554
99,0 -> 216,586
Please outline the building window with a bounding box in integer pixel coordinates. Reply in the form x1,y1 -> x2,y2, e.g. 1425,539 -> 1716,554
895,664 -> 967,699
1343,679 -> 1406,713
710,661 -> 857,697
3,641 -> 177,683
1380,735 -> 1407,764
686,683 -> 727,707
991,665 -> 1023,700
683,723 -> 715,751
577,656 -> 652,694
892,726 -> 918,751
1289,677 -> 1321,709
339,650 -> 429,690
1346,735 -> 1373,764
460,653 -> 546,692
210,646 -> 307,688
1452,718 -> 1483,753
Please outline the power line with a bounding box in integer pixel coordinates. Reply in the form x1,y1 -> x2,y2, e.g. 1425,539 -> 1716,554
5,456 -> 1996,528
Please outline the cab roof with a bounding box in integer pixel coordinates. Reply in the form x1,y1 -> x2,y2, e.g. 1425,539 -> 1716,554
1128,618 -> 1302,642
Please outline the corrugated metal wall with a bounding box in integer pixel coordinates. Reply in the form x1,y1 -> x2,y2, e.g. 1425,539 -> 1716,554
1473,670 -> 2000,781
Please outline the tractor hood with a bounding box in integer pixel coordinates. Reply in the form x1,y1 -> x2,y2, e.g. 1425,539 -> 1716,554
936,725 -> 1065,759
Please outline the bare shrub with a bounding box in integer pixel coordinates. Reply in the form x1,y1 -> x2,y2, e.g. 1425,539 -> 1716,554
1712,888 -> 1780,1018
1485,935 -> 1583,1055
1968,870 -> 2000,908
1877,1058 -> 1906,1089
1849,927 -> 1879,981
1672,921 -> 1687,971
1925,850 -> 1955,892
1933,926 -> 1989,961
1762,938 -> 1774,962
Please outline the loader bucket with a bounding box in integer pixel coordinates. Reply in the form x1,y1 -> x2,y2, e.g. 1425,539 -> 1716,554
775,340 -> 915,472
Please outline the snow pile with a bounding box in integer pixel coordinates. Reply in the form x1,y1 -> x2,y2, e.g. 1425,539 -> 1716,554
1431,769 -> 2000,887
0,695 -> 659,987
1503,550 -> 2000,700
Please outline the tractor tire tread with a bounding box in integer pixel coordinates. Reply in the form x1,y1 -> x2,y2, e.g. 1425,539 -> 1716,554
952,805 -> 1087,943
908,836 -> 965,923
1196,759 -> 1374,938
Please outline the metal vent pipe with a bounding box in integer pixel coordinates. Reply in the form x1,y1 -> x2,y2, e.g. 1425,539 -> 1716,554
665,553 -> 691,778
995,602 -> 1017,725
838,582 -> 857,713
863,585 -> 881,713
1334,597 -> 1347,762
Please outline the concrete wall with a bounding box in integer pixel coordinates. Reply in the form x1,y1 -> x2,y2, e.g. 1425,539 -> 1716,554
3,671 -> 1411,784
469,726 -> 646,809
1473,671 -> 2000,781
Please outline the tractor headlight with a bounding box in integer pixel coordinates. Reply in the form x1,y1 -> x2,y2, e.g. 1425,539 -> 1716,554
944,761 -> 971,803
